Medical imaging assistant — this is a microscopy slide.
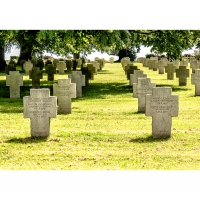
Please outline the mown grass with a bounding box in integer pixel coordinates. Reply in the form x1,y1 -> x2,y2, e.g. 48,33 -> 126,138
0,62 -> 200,170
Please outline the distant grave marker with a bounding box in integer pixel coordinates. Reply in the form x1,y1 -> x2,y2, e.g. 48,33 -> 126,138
191,69 -> 200,96
6,71 -> 23,98
176,66 -> 189,86
46,64 -> 56,81
23,61 -> 33,75
29,67 -> 43,88
133,77 -> 156,112
53,79 -> 76,114
68,71 -> 85,97
57,61 -> 66,74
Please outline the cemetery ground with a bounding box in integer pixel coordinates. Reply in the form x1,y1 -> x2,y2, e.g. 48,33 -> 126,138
0,62 -> 200,170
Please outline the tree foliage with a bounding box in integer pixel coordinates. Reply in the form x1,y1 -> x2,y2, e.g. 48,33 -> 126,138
1,30 -> 200,61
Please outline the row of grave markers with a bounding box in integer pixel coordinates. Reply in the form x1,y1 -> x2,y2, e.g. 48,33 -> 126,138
121,57 -> 179,138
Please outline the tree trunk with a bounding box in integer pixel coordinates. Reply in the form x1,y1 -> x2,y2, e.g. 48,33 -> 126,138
73,52 -> 80,59
0,46 -> 5,61
17,46 -> 32,65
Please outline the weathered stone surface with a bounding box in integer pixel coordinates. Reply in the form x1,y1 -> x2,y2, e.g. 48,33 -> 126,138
6,71 -> 23,98
56,61 -> 66,74
46,64 -> 56,81
29,67 -> 43,88
53,78 -> 76,114
23,61 -> 33,75
176,66 -> 189,86
23,88 -> 57,137
146,87 -> 179,138
191,69 -> 200,96
68,71 -> 85,98
133,77 -> 156,112
165,64 -> 176,80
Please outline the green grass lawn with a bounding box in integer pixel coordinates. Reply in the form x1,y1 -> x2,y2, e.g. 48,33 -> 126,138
0,62 -> 200,170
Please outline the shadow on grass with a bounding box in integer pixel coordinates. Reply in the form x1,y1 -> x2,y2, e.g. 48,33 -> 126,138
156,84 -> 192,92
81,82 -> 132,99
5,136 -> 60,144
129,135 -> 170,143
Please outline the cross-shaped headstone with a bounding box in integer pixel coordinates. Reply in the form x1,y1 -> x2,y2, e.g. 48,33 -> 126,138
190,60 -> 199,73
87,64 -> 95,80
66,60 -> 72,72
165,64 -> 176,80
23,88 -> 57,137
143,58 -> 149,68
6,71 -> 23,98
130,70 -> 147,87
157,60 -> 166,74
81,67 -> 90,86
172,59 -> 180,69
176,65 -> 190,86
125,64 -> 133,75
180,60 -> 188,67
56,61 -> 66,74
133,77 -> 156,112
53,78 -> 76,114
92,61 -> 100,74
23,61 -> 33,75
145,87 -> 179,138
126,65 -> 138,80
5,64 -> 16,75
53,59 -> 59,67
110,57 -> 114,64
46,64 -> 56,81
151,60 -> 158,71
29,67 -> 43,88
191,69 -> 200,96
68,71 -> 85,98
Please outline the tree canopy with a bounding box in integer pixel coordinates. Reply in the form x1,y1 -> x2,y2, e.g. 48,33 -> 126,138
0,30 -> 200,62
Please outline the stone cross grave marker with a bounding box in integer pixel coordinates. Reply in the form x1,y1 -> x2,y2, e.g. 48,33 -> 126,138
175,65 -> 189,86
53,78 -> 76,114
180,60 -> 188,67
130,70 -> 147,87
53,59 -> 59,67
145,87 -> 179,138
165,64 -> 176,80
68,71 -> 85,98
46,64 -> 56,81
191,69 -> 200,96
157,60 -> 166,74
126,65 -> 138,80
76,58 -> 82,69
5,64 -> 16,75
190,60 -> 199,73
131,70 -> 147,98
133,77 -> 156,112
143,58 -> 149,68
29,67 -> 43,88
6,71 -> 23,98
81,67 -> 90,86
110,57 -> 114,64
23,88 -> 57,137
57,61 -> 66,74
23,61 -> 33,75
87,64 -> 95,80
172,60 -> 180,69
121,57 -> 131,70
92,61 -> 100,74
125,63 -> 133,75
152,60 -> 158,71
66,60 -> 72,72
